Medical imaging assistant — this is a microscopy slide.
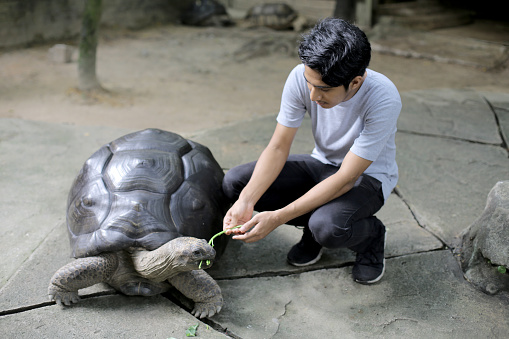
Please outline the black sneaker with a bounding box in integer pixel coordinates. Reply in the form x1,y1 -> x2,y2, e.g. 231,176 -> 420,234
287,227 -> 323,267
352,223 -> 386,284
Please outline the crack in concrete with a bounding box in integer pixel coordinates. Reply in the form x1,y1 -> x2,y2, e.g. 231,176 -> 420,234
397,128 -> 502,146
0,290 -> 117,317
271,300 -> 292,338
0,301 -> 54,317
483,96 -> 509,156
399,96 -> 509,158
393,186 -> 447,246
198,318 -> 240,339
380,317 -> 419,330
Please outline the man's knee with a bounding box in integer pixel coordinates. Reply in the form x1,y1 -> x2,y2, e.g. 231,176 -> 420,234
222,170 -> 244,201
222,170 -> 236,200
222,163 -> 254,200
308,217 -> 351,248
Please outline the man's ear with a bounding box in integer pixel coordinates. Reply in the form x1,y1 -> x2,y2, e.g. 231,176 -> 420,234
349,75 -> 364,90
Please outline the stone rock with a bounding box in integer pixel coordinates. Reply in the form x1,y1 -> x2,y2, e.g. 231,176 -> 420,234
47,44 -> 74,63
459,181 -> 509,295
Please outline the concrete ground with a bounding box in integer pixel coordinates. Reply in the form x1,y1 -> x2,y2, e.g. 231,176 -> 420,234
1,25 -> 509,339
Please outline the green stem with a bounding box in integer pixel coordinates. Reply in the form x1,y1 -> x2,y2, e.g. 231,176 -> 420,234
208,225 -> 242,246
199,225 -> 242,269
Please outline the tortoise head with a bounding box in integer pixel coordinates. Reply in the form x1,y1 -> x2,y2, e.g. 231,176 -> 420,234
131,237 -> 216,281
166,237 -> 216,270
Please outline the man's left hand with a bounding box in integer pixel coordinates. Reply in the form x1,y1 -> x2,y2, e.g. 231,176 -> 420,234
232,211 -> 283,243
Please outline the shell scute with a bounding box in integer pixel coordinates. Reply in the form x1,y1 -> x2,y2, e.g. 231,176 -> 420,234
103,150 -> 183,194
109,128 -> 192,156
246,3 -> 298,29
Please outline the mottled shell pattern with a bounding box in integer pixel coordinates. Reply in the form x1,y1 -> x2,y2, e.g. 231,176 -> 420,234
67,129 -> 229,258
245,3 -> 298,30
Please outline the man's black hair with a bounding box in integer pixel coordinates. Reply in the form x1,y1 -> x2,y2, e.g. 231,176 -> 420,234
298,18 -> 371,90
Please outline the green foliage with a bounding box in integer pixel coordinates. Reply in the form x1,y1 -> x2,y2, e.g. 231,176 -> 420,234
186,324 -> 199,337
199,225 -> 242,269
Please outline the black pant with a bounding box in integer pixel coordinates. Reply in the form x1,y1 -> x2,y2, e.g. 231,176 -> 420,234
222,154 -> 385,253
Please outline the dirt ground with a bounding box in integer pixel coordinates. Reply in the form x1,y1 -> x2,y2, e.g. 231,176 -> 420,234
1,21 -> 509,136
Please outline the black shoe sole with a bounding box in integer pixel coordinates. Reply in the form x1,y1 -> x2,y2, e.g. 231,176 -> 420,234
287,248 -> 323,267
354,258 -> 386,284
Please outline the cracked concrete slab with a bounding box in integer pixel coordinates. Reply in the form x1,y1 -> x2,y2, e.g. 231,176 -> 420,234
191,114 -> 315,170
0,222 -> 115,311
398,89 -> 502,144
212,251 -> 509,339
396,132 -> 509,245
480,91 -> 509,146
0,295 -> 228,338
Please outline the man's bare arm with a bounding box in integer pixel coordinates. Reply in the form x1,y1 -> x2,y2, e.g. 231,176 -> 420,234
232,151 -> 373,242
223,123 -> 298,233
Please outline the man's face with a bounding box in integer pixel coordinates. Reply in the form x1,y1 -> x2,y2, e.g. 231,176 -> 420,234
303,66 -> 354,109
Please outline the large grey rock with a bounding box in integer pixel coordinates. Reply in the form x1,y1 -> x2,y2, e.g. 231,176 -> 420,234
459,181 -> 509,295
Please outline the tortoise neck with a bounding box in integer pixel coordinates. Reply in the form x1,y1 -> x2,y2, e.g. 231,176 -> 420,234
130,243 -> 185,281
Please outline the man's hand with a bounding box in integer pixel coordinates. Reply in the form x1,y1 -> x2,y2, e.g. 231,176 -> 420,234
231,210 -> 283,243
223,200 -> 254,235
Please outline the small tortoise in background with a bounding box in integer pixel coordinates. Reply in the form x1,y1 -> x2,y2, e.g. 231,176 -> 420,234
245,3 -> 307,31
48,128 -> 230,318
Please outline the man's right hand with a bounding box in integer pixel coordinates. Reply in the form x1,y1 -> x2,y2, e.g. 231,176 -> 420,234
223,200 -> 254,235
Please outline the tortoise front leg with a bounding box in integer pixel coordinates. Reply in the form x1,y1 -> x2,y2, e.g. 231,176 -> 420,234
48,253 -> 118,306
168,269 -> 223,318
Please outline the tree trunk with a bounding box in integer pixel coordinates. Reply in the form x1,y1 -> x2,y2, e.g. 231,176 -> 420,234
334,0 -> 356,22
78,0 -> 102,91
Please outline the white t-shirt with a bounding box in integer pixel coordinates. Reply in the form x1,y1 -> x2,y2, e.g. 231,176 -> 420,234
277,64 -> 402,200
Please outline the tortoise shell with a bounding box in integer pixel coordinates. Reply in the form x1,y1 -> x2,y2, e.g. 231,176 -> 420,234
245,3 -> 298,30
66,128 -> 229,258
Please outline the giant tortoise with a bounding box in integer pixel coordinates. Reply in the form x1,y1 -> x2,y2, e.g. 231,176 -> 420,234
48,128 -> 229,318
245,3 -> 300,30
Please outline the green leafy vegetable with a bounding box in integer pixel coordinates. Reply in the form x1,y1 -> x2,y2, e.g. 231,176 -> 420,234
497,265 -> 507,274
199,225 -> 242,269
186,324 -> 199,337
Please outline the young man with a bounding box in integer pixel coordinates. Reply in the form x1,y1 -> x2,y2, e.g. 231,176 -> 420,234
222,18 -> 401,284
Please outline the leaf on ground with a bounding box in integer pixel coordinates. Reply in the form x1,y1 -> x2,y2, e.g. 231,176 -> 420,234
186,324 -> 199,337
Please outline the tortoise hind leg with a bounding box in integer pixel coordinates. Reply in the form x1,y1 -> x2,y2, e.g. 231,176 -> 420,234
48,253 -> 118,306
